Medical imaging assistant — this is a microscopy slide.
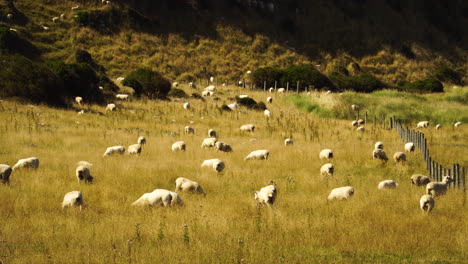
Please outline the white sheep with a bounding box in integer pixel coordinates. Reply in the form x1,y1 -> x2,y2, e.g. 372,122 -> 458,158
284,138 -> 293,146
9,28 -> 18,32
75,96 -> 83,105
351,104 -> 360,111
71,5 -> 80,11
426,176 -> 454,197
240,124 -> 255,132
356,126 -> 365,132
137,136 -> 146,145
244,150 -> 269,161
116,77 -> 125,82
420,194 -> 435,214
351,120 -> 358,127
254,184 -> 277,206
320,163 -> 334,177
183,102 -> 190,110
215,141 -> 233,152
267,97 -> 272,103
188,82 -> 196,88
0,164 -> 12,184
319,149 -> 333,160
205,85 -> 216,92
264,109 -> 271,118
172,141 -> 186,152
185,126 -> 195,134
60,14 -> 65,19
405,142 -> 415,152
76,165 -> 93,183
12,157 -> 39,170
77,161 -> 93,167
372,149 -> 389,161
132,189 -> 183,207
246,70 -> 251,74
393,152 -> 406,163
417,121 -> 429,128
202,90 -> 214,97
210,76 -> 214,82
106,103 -> 116,111
227,103 -> 238,111
327,186 -> 354,200
201,137 -> 217,148
378,180 -> 398,190
357,119 -> 365,125
172,82 -> 179,88
435,124 -> 442,130
175,177 -> 205,195
128,144 -> 142,155
116,94 -> 129,101
277,88 -> 285,93
374,142 -> 384,150
201,158 -> 225,173
208,129 -> 217,138
269,87 -> 274,93
42,25 -> 50,31
62,191 -> 83,210
103,146 -> 125,157
77,110 -> 85,115
411,174 -> 431,186
454,122 -> 462,127
6,14 -> 13,19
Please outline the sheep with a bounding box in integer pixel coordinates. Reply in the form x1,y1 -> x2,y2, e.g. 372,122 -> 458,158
356,126 -> 365,132
128,144 -> 142,155
208,129 -> 217,138
103,146 -> 125,157
393,152 -> 406,163
240,124 -> 255,132
320,163 -> 334,177
238,81 -> 243,86
116,94 -> 129,101
76,165 -> 93,183
246,70 -> 251,74
284,138 -> 293,146
244,150 -> 269,161
435,124 -> 442,130
319,149 -> 333,160
172,141 -> 186,152
267,97 -> 272,103
454,122 -> 462,127
277,88 -> 285,93
254,184 -> 277,206
52,16 -> 60,23
201,158 -> 225,173
327,186 -> 354,201
205,85 -> 216,92
42,25 -> 50,31
227,103 -> 238,111
175,177 -> 205,195
6,14 -> 13,19
405,142 -> 415,153
75,96 -> 83,105
183,102 -> 190,110
132,189 -> 184,207
60,14 -> 65,19
62,191 -> 83,210
12,157 -> 39,170
210,76 -> 214,82
9,28 -> 18,32
71,5 -> 80,11
201,137 -> 217,148
420,194 -> 435,214
264,109 -> 271,118
98,86 -> 104,90
202,90 -> 214,97
0,164 -> 12,184
77,161 -> 93,168
238,95 -> 249,98
426,176 -> 454,197
375,142 -> 384,150
411,174 -> 431,186
137,136 -> 146,145
172,82 -> 179,88
372,149 -> 389,161
357,119 -> 365,125
116,77 -> 125,82
106,103 -> 116,111
417,121 -> 429,128
351,104 -> 360,111
185,126 -> 195,134
215,141 -> 233,152
351,120 -> 358,127
77,110 -> 85,115
188,82 -> 196,88
378,180 -> 398,190
269,87 -> 274,93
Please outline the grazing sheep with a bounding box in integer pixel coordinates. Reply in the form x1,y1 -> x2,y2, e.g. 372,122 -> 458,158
239,95 -> 249,98
0,164 -> 12,184
188,82 -> 196,88
185,126 -> 195,134
77,110 -> 85,115
320,163 -> 334,177
132,189 -> 184,207
60,14 -> 65,19
9,28 -> 18,32
238,81 -> 243,86
351,120 -> 358,127
277,88 -> 285,93
435,124 -> 442,130
172,82 -> 179,88
264,109 -> 271,118
378,180 -> 398,190
116,77 -> 125,82
244,150 -> 269,161
411,174 -> 431,186
106,103 -> 116,111
210,76 -> 214,82
172,141 -> 186,152
357,119 -> 365,125
137,136 -> 146,145
103,146 -> 125,157
202,90 -> 214,97
128,144 -> 142,155
327,186 -> 354,200
42,25 -> 50,31
240,124 -> 255,132
356,126 -> 365,132
375,142 -> 384,150
393,152 -> 406,163
116,94 -> 129,101
52,17 -> 59,23
227,103 -> 238,111
12,157 -> 39,170
71,5 -> 80,11
75,96 -> 83,105
6,14 -> 13,19
319,149 -> 333,160
76,165 -> 93,183
417,121 -> 429,128
373,149 -> 389,161
62,191 -> 83,210
77,161 -> 93,167
284,138 -> 293,146
205,85 -> 216,92
426,176 -> 454,197
215,141 -> 233,152
351,104 -> 360,111
201,137 -> 217,148
246,70 -> 251,74
267,97 -> 272,103
269,87 -> 274,93
405,142 -> 415,152
201,159 -> 225,173
175,177 -> 205,195
454,122 -> 462,127
208,129 -> 217,137
183,102 -> 190,110
254,184 -> 277,206
420,194 -> 435,214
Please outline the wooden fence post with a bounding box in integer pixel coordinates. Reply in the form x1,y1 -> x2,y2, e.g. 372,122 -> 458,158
264,81 -> 266,92
274,81 -> 277,92
286,82 -> 289,92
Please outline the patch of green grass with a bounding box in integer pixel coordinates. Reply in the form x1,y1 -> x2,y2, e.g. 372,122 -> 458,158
286,94 -> 333,118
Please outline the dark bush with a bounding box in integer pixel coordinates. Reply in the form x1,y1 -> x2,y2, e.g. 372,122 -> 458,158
122,78 -> 143,96
191,93 -> 205,101
434,66 -> 462,85
0,26 -> 39,58
251,67 -> 283,88
75,49 -> 93,64
403,78 -> 444,93
281,65 -> 335,91
124,68 -> 171,99
74,11 -> 91,26
168,88 -> 187,98
236,97 -> 266,111
219,104 -> 232,112
330,73 -> 385,93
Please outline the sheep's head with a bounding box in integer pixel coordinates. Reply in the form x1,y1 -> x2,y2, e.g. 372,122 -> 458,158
254,192 -> 259,201
442,176 -> 454,184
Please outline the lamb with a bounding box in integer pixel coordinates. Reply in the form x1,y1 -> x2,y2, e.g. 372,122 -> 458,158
378,180 -> 398,190
201,137 -> 217,148
320,163 -> 334,177
208,129 -> 217,138
284,138 -> 293,146
215,141 -> 233,152
372,149 -> 389,161
351,104 -> 360,111
267,97 -> 272,103
52,17 -> 59,23
175,177 -> 205,195
137,136 -> 146,145
277,88 -> 285,93
76,165 -> 93,183
454,122 -> 462,127
75,96 -> 83,105
244,150 -> 269,161
254,184 -> 277,206
12,157 -> 39,170
132,189 -> 184,207
264,109 -> 271,118
411,174 -> 431,186
185,126 -> 195,134
374,142 -> 384,150
106,103 -> 116,111
183,102 -> 190,110
62,191 -> 83,210
172,141 -> 186,152
351,120 -> 358,127
435,124 -> 442,130
0,164 -> 12,184
356,126 -> 365,132
128,144 -> 142,155
77,161 -> 93,168
405,142 -> 415,152
426,176 -> 454,197
327,186 -> 354,200
393,152 -> 406,163
201,158 -> 225,173
420,194 -> 435,214
116,94 -> 129,101
227,103 -> 238,111
417,121 -> 429,128
103,146 -> 125,157
240,124 -> 255,132
319,149 -> 333,160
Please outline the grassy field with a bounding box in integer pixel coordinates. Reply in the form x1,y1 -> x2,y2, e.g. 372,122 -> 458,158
0,86 -> 467,263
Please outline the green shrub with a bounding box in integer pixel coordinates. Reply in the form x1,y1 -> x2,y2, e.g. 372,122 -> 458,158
403,78 -> 444,93
235,97 -> 266,110
74,11 -> 90,26
251,67 -> 283,88
168,88 -> 187,98
124,68 -> 171,99
444,89 -> 468,105
330,73 -> 385,93
281,65 -> 335,91
434,66 -> 462,85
